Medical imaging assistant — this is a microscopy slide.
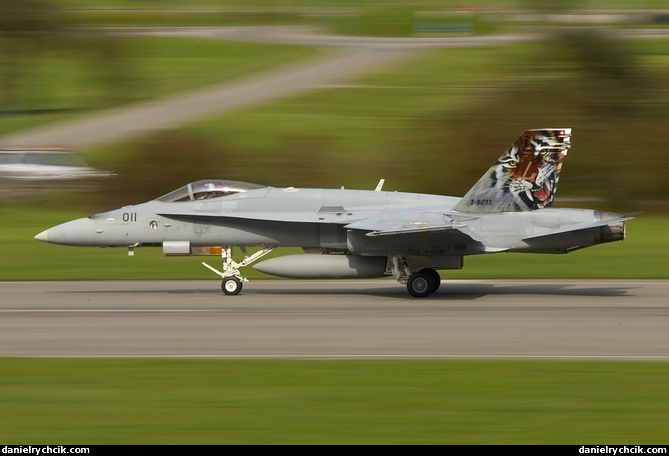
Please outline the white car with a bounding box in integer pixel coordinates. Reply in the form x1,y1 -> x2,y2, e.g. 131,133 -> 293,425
0,149 -> 113,180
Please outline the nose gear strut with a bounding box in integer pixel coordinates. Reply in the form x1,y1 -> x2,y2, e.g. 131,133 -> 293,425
202,246 -> 277,295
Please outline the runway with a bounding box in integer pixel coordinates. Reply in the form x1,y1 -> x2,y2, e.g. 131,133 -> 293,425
1,280 -> 668,359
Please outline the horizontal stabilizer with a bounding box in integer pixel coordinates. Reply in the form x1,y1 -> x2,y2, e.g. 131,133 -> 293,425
522,216 -> 633,241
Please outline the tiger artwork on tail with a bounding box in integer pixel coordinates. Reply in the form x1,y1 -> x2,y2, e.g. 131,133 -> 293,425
453,129 -> 571,214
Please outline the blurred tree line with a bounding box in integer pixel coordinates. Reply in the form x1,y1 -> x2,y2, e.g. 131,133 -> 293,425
2,0 -> 666,213
89,29 -> 669,213
0,0 -> 133,113
390,29 -> 669,212
0,0 -> 59,111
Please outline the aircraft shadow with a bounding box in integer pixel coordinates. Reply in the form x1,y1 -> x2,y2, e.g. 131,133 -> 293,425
250,282 -> 637,301
63,281 -> 637,301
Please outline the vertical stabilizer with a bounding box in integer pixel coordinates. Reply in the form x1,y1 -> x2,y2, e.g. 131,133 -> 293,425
453,129 -> 571,214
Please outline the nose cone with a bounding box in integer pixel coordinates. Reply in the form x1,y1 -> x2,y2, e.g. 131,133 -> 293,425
34,230 -> 49,242
34,217 -> 96,246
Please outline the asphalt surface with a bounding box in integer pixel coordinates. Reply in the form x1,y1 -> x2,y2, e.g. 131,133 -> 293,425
1,279 -> 668,359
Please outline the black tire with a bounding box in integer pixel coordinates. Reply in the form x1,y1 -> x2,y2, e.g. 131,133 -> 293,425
424,268 -> 441,293
407,270 -> 435,298
222,277 -> 243,295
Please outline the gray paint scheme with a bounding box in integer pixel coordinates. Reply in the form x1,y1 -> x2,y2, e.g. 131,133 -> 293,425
34,129 -> 630,297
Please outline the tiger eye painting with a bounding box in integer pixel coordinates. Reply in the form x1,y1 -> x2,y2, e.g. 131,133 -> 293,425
454,129 -> 570,214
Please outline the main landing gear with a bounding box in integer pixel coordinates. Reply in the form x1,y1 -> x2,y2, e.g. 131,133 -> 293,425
202,246 -> 276,295
389,256 -> 441,298
406,268 -> 441,298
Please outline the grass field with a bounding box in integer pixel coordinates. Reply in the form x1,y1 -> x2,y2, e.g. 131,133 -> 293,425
1,358 -> 668,444
48,1 -> 669,33
46,0 -> 669,9
81,37 -> 669,214
3,37 -> 669,281
0,38 -> 318,134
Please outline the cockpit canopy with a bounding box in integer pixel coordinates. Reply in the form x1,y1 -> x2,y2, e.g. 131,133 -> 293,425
156,179 -> 268,202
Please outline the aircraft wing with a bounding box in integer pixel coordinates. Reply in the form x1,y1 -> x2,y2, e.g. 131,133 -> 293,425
344,218 -> 467,237
344,214 -> 491,251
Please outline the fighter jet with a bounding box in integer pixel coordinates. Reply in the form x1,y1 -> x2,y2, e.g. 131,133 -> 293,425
34,129 -> 630,297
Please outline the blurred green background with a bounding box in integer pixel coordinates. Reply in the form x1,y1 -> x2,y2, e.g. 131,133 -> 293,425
1,0 -> 669,444
2,358 -> 669,444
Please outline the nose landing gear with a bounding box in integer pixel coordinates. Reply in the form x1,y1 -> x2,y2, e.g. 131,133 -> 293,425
222,276 -> 243,295
202,246 -> 277,295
